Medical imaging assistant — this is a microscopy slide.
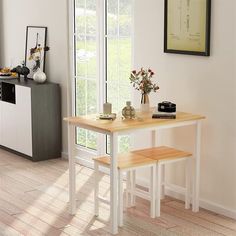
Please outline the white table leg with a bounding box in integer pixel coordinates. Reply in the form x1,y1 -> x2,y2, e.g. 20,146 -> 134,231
68,124 -> 76,215
151,130 -> 156,147
185,158 -> 191,209
110,133 -> 118,234
94,161 -> 99,216
118,170 -> 123,227
156,163 -> 161,217
193,121 -> 201,212
151,130 -> 165,199
150,164 -> 156,218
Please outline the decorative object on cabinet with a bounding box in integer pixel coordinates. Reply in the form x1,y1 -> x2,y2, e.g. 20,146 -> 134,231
164,0 -> 211,56
33,68 -> 47,83
152,101 -> 176,119
98,113 -> 116,120
25,26 -> 49,78
129,68 -> 159,113
0,78 -> 61,161
122,101 -> 135,119
158,101 -> 176,113
0,67 -> 17,79
11,62 -> 30,80
0,67 -> 11,76
103,102 -> 112,114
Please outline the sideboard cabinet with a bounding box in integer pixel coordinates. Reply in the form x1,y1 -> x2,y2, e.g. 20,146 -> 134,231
0,78 -> 61,161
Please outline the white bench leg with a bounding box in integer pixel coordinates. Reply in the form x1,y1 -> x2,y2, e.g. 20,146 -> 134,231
118,170 -> 123,227
185,158 -> 191,209
131,170 -> 136,207
156,163 -> 161,217
126,171 -> 131,208
161,165 -> 165,199
150,165 -> 156,218
94,162 -> 99,216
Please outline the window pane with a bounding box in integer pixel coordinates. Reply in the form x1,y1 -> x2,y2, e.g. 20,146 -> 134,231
119,136 -> 130,153
74,0 -> 132,153
106,0 -> 132,153
77,128 -> 86,146
86,0 -> 96,35
118,84 -> 130,111
87,80 -> 97,114
87,130 -> 97,150
76,36 -> 87,77
119,15 -> 131,37
75,10 -> 85,34
86,0 -> 96,11
76,0 -> 85,8
86,36 -> 96,78
107,82 -> 119,112
76,79 -> 86,115
106,135 -> 131,154
119,0 -> 131,15
107,37 -> 131,112
107,38 -> 118,84
107,0 -> 118,36
75,0 -> 97,149
119,38 -> 131,84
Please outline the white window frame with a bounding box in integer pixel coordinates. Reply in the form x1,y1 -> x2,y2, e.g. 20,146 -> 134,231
67,0 -> 134,167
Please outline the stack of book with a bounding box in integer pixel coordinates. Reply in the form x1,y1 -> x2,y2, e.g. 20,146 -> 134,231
152,111 -> 176,119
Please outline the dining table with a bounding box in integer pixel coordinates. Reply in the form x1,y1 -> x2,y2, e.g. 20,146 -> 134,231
64,109 -> 205,234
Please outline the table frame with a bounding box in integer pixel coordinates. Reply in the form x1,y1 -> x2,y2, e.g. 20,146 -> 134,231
67,119 -> 202,234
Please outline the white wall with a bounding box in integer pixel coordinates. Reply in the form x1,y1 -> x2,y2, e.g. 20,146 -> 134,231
0,0 -> 69,155
134,0 -> 236,214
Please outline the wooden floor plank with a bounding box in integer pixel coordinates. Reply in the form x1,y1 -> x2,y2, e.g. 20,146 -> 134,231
162,205 -> 234,236
0,220 -> 21,236
166,201 -> 236,232
0,209 -> 43,235
0,149 -> 235,236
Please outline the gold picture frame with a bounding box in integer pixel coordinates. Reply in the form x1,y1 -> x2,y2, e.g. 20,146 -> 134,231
164,0 -> 211,56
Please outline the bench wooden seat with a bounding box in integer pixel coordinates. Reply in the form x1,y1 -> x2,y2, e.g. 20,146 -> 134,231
132,146 -> 192,162
93,152 -> 156,169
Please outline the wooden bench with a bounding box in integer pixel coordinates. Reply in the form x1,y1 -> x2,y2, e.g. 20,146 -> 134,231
132,146 -> 192,217
93,152 -> 157,226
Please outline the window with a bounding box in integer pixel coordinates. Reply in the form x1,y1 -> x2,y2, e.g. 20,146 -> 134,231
73,0 -> 132,157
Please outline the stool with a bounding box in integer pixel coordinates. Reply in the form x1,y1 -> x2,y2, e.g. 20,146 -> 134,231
133,146 -> 192,217
93,152 -> 157,226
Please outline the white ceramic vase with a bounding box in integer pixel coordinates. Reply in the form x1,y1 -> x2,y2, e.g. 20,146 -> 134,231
140,93 -> 150,113
33,68 -> 47,83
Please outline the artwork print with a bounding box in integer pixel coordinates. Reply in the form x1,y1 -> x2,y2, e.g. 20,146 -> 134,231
25,26 -> 48,78
164,0 -> 211,56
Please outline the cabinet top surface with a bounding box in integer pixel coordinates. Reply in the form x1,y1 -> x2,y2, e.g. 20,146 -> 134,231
0,78 -> 57,88
64,109 -> 205,133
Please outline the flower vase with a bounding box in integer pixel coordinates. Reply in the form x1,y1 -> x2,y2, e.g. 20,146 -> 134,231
140,93 -> 150,113
33,68 -> 47,83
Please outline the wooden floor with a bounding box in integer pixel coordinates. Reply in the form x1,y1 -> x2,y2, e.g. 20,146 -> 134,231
0,149 -> 236,236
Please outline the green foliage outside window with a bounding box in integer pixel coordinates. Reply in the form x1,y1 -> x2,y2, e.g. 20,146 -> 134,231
75,0 -> 132,152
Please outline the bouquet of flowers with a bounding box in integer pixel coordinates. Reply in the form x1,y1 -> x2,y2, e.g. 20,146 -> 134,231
29,33 -> 50,72
129,68 -> 159,95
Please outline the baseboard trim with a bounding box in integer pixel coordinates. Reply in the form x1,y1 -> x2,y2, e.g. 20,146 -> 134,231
61,151 -> 68,159
137,177 -> 236,220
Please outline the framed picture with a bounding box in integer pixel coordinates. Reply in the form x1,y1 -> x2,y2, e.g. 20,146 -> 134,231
25,26 -> 47,78
164,0 -> 211,56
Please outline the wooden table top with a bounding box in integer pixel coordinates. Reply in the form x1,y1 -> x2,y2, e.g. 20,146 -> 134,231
64,109 -> 205,133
